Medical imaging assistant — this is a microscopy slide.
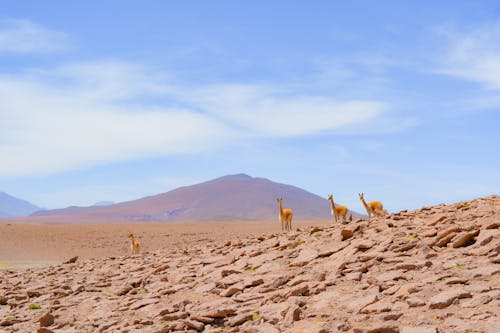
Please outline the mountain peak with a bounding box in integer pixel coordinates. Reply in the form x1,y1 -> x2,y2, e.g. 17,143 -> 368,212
223,173 -> 253,179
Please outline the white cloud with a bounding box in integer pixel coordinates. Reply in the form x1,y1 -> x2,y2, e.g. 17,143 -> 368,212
183,84 -> 386,137
0,59 -> 395,177
0,63 -> 228,177
438,22 -> 500,90
0,19 -> 69,53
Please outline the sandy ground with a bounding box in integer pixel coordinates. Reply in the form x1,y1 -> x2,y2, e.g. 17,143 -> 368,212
0,220 -> 329,264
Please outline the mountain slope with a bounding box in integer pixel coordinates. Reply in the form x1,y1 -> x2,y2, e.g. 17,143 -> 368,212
32,174 -> 361,222
0,192 -> 40,217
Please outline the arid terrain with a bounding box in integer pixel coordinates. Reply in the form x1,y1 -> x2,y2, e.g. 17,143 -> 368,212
0,220 -> 326,263
0,195 -> 498,332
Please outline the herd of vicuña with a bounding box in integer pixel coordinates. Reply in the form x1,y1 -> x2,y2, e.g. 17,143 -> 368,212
127,193 -> 387,253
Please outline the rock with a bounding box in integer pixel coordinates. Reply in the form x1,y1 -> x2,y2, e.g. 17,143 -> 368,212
284,304 -> 302,325
406,297 -> 426,307
117,285 -> 132,296
286,283 -> 310,297
37,329 -> 55,333
434,233 -> 456,247
353,325 -> 399,333
64,256 -> 78,264
0,296 -> 7,305
27,290 -> 41,298
466,265 -> 500,278
183,319 -> 204,331
226,313 -> 251,326
291,320 -> 328,333
290,248 -> 319,266
198,302 -> 236,318
221,269 -> 241,277
452,230 -> 479,248
243,277 -> 264,288
39,313 -> 55,327
400,326 -> 437,333
429,290 -> 471,309
256,323 -> 281,333
269,276 -> 289,288
343,292 -> 379,313
354,240 -> 374,250
428,215 -> 447,226
220,285 -> 242,297
360,300 -> 392,313
436,226 -> 461,239
341,229 -> 354,240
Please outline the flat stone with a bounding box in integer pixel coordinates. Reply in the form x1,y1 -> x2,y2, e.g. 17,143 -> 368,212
429,290 -> 471,309
452,231 -> 478,248
292,320 -> 328,333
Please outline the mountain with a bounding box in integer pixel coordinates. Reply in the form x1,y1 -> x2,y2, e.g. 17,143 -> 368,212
92,201 -> 115,207
32,174 -> 362,222
0,192 -> 40,217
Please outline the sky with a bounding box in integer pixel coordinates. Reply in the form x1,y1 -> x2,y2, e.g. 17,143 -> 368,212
0,1 -> 499,213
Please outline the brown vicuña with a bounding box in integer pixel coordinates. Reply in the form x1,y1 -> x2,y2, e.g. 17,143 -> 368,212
358,193 -> 387,218
127,233 -> 140,254
276,198 -> 293,231
327,194 -> 348,223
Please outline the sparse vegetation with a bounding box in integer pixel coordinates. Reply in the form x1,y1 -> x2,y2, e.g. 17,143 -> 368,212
313,232 -> 322,238
456,263 -> 466,270
28,303 -> 41,310
407,234 -> 417,241
287,240 -> 304,249
316,316 -> 328,323
251,312 -> 261,321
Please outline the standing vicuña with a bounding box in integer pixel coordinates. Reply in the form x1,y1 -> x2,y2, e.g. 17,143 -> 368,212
277,198 -> 293,231
328,195 -> 348,223
358,193 -> 387,218
128,233 -> 140,254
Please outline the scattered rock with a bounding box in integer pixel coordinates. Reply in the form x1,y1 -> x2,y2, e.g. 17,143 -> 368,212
39,313 -> 54,327
64,256 -> 78,264
452,230 -> 479,248
429,290 -> 471,309
341,229 -> 354,240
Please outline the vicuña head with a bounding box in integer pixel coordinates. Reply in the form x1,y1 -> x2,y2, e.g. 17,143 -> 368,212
276,198 -> 293,232
358,192 -> 386,218
327,194 -> 348,223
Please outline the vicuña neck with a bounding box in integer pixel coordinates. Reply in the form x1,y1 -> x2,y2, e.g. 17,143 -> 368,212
360,197 -> 369,209
329,197 -> 336,209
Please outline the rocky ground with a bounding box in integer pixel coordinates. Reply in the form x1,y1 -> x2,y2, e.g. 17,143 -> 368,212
0,195 -> 498,333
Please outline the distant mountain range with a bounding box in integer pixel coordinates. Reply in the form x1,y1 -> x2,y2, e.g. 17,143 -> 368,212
0,192 -> 40,217
31,174 -> 362,222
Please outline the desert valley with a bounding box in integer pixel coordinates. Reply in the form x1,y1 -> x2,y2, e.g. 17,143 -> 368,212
0,175 -> 498,332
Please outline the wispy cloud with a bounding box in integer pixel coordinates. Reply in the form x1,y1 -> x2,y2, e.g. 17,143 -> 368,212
0,19 -> 69,53
437,22 -> 500,90
0,56 -> 401,177
0,62 -> 228,177
187,84 -> 386,137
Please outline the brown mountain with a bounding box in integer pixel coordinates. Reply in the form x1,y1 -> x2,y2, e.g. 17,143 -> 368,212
32,174 -> 361,222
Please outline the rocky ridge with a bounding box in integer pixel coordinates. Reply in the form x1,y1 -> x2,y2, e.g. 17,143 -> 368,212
0,195 -> 499,332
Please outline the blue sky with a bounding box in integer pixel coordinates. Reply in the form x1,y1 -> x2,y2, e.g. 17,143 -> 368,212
0,1 -> 499,213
